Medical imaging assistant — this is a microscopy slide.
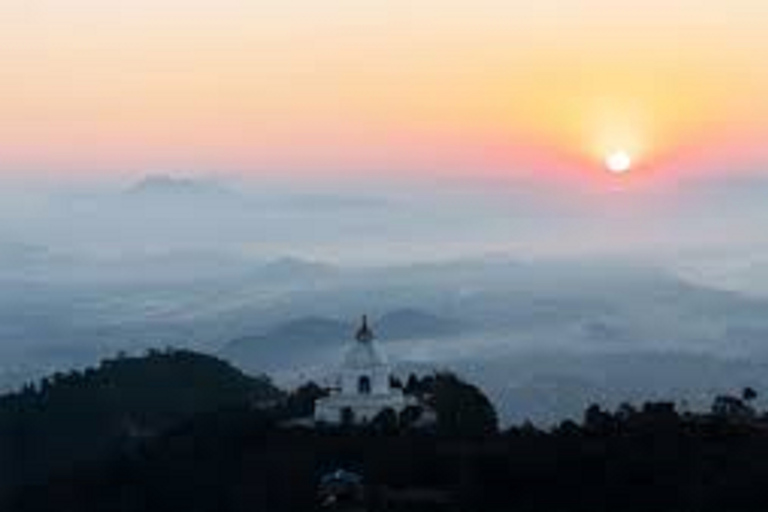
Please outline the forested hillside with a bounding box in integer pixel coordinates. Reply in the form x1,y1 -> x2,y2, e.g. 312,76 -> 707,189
0,349 -> 280,496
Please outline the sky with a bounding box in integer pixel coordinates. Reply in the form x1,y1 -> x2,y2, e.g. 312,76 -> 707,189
2,1 -> 768,189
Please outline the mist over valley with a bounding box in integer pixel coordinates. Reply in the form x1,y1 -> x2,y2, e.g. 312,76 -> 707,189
3,177 -> 768,425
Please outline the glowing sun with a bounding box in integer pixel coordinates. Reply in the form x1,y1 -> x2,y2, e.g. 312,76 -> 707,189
605,150 -> 632,174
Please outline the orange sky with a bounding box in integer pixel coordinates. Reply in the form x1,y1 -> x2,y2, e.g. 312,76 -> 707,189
2,1 -> 768,185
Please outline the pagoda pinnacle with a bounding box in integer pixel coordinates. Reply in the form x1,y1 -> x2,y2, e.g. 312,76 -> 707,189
355,315 -> 374,343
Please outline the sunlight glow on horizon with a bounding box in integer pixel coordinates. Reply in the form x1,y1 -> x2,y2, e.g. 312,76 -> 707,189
2,1 -> 768,186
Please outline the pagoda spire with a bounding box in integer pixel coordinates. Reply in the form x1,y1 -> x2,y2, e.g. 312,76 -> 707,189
355,314 -> 374,343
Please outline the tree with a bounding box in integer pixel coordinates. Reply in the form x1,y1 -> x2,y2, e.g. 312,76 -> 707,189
712,395 -> 755,420
431,372 -> 498,436
399,405 -> 424,428
553,419 -> 581,436
370,408 -> 398,434
743,387 -> 758,402
286,381 -> 327,417
583,404 -> 613,434
616,402 -> 637,422
404,374 -> 421,395
341,407 -> 355,426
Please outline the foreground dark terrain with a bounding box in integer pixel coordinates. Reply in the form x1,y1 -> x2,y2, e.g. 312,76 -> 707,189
3,350 -> 768,511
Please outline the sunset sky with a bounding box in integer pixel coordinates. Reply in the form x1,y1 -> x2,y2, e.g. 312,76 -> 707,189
3,1 -> 768,187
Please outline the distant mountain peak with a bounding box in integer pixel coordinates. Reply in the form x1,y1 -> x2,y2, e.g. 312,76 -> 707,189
126,174 -> 235,199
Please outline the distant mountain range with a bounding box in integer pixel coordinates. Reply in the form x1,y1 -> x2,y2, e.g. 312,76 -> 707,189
123,174 -> 391,213
220,309 -> 465,374
126,175 -> 237,201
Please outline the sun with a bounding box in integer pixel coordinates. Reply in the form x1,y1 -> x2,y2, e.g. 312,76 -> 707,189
605,150 -> 632,174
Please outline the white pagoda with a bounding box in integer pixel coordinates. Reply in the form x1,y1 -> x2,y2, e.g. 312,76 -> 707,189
314,315 -> 408,424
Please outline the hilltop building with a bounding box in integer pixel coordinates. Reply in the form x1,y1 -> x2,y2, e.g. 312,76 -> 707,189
314,316 -> 408,424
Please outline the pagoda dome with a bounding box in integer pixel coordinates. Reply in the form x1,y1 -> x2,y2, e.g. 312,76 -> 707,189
342,338 -> 388,369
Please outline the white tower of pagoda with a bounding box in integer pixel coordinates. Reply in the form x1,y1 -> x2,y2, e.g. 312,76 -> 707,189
314,315 -> 408,424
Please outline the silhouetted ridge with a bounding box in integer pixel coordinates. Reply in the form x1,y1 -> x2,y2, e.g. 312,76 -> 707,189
0,349 -> 280,496
12,386 -> 768,512
8,353 -> 768,512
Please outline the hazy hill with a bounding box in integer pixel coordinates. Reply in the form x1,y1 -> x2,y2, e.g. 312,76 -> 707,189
452,351 -> 768,426
223,316 -> 349,371
378,308 -> 465,340
220,309 -> 465,374
126,175 -> 237,202
245,256 -> 338,285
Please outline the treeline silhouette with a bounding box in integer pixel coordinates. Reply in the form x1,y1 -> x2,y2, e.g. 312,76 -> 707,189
5,350 -> 768,511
